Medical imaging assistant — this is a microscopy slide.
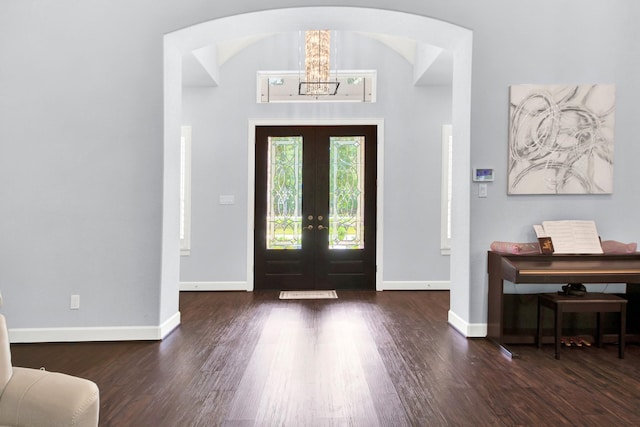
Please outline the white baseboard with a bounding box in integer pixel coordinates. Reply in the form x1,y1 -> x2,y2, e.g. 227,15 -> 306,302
180,281 -> 249,291
447,310 -> 487,338
159,311 -> 181,339
180,281 -> 448,292
382,280 -> 450,290
8,311 -> 181,344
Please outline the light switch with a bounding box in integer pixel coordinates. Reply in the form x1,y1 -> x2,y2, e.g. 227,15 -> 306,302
219,195 -> 235,205
478,183 -> 488,198
70,294 -> 80,310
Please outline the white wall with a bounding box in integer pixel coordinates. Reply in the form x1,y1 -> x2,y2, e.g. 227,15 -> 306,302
180,31 -> 452,286
0,1 -> 169,333
1,0 -> 638,339
466,2 -> 640,323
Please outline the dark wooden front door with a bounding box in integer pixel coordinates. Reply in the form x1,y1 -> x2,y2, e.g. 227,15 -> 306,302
254,125 -> 377,291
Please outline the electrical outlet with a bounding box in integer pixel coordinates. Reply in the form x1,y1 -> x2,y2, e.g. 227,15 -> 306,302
70,294 -> 80,310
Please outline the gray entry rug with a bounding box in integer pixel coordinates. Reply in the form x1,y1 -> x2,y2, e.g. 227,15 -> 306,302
279,290 -> 338,300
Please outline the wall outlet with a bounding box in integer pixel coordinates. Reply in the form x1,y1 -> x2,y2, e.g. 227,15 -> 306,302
70,294 -> 80,310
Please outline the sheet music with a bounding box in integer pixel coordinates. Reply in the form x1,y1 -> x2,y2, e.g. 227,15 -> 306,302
539,220 -> 603,254
533,225 -> 548,238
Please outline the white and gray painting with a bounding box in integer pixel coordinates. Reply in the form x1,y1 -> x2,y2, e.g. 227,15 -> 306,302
508,84 -> 615,194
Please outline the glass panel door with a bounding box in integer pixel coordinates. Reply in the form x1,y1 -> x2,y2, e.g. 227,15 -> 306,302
329,137 -> 365,249
266,136 -> 303,250
255,125 -> 376,291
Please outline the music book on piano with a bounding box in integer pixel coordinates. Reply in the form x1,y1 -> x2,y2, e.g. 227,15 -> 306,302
533,220 -> 603,254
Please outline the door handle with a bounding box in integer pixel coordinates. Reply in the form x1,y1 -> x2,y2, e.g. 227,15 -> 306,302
317,225 -> 326,230
306,224 -> 314,230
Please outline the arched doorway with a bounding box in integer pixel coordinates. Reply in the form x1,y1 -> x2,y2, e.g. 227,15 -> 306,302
162,7 -> 473,334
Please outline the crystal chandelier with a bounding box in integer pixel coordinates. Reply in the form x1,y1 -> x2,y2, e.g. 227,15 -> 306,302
299,30 -> 339,96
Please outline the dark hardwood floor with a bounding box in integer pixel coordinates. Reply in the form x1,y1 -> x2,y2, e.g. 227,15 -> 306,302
10,291 -> 640,426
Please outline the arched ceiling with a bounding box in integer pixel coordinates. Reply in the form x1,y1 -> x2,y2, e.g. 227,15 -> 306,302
182,31 -> 453,87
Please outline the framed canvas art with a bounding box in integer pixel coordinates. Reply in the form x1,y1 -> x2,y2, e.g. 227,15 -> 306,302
508,84 -> 615,194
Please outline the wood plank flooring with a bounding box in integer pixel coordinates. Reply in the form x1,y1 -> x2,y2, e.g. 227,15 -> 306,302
9,291 -> 640,426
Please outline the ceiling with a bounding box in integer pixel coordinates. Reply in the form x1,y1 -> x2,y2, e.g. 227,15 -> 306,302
182,31 -> 453,88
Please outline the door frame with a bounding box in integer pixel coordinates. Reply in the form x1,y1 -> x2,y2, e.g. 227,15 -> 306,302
247,118 -> 384,291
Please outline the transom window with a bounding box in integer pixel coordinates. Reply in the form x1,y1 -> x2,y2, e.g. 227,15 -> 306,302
257,70 -> 377,103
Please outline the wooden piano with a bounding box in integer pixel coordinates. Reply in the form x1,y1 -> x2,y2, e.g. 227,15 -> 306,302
487,251 -> 640,357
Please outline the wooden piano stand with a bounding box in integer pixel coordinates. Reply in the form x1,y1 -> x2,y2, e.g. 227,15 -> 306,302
487,251 -> 640,358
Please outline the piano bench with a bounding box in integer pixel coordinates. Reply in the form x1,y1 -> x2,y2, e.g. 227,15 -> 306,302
536,292 -> 627,360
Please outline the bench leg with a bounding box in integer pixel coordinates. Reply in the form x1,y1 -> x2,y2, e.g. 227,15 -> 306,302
596,312 -> 603,348
537,300 -> 543,349
555,307 -> 562,360
619,304 -> 626,359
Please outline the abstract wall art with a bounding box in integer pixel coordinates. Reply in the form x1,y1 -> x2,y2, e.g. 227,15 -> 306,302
508,84 -> 615,194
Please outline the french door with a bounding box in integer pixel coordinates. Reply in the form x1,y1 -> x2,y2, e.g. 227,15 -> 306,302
254,125 -> 377,291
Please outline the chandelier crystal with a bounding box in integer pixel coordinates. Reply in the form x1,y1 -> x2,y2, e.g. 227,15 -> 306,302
305,30 -> 331,95
300,30 -> 339,96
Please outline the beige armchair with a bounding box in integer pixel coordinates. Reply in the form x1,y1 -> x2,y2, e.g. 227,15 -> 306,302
0,315 -> 99,427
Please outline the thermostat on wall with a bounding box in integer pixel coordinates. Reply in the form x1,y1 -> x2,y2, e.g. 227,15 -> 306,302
473,168 -> 494,182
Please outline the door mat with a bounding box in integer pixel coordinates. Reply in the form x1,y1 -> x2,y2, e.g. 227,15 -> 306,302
279,290 -> 338,300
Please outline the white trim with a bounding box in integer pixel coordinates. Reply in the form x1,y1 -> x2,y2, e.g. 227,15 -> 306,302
375,122 -> 384,291
8,311 -> 181,344
383,281 -> 450,291
247,118 -> 384,292
164,8 -> 472,332
181,281 -> 449,291
160,311 -> 182,339
180,281 -> 248,291
447,310 -> 487,338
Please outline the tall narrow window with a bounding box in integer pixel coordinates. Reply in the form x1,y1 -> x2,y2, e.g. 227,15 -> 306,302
441,125 -> 452,255
180,126 -> 192,256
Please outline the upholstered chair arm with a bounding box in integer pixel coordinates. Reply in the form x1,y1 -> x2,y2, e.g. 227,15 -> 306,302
0,367 -> 99,427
